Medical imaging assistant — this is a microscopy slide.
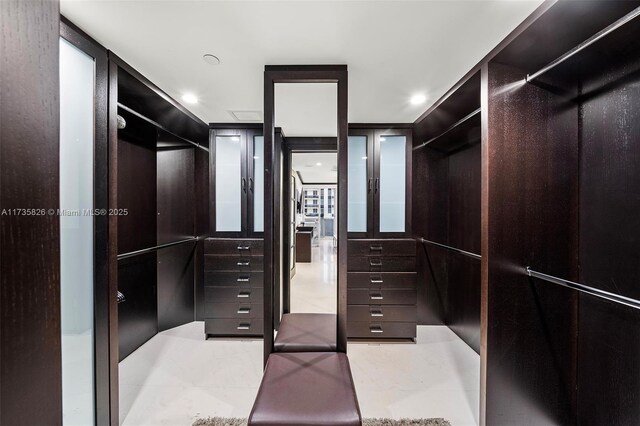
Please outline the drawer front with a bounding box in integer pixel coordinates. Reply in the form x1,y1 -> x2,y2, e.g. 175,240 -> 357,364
348,239 -> 415,257
348,305 -> 416,323
347,272 -> 416,289
205,319 -> 264,336
347,256 -> 416,272
204,286 -> 264,304
205,239 -> 264,255
205,255 -> 263,272
205,271 -> 264,287
347,321 -> 416,339
203,302 -> 263,319
348,289 -> 416,305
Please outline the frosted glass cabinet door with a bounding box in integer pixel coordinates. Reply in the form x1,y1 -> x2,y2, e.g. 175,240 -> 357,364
59,37 -> 95,426
378,135 -> 406,233
215,135 -> 243,232
348,136 -> 368,232
253,135 -> 264,232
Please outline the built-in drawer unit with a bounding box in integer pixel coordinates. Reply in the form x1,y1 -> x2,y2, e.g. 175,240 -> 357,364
347,272 -> 416,289
348,239 -> 415,257
204,271 -> 264,287
347,321 -> 417,339
347,256 -> 416,272
347,238 -> 416,340
205,319 -> 264,336
203,238 -> 264,337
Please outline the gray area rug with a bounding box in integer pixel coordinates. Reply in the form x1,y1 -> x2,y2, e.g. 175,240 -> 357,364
193,417 -> 451,426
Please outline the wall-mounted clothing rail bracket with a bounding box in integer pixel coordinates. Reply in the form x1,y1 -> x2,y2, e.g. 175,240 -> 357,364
525,267 -> 640,310
526,6 -> 640,82
415,236 -> 481,260
412,108 -> 481,151
117,103 -> 209,152
117,237 -> 200,261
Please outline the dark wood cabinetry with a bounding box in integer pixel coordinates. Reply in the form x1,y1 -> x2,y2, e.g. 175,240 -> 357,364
112,56 -> 208,360
347,127 -> 415,340
413,72 -> 481,353
347,238 -> 416,339
203,238 -> 265,337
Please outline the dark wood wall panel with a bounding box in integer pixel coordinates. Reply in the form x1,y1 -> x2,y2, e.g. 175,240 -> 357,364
118,253 -> 158,361
0,1 -> 62,424
117,137 -> 157,253
157,146 -> 195,244
157,243 -> 195,331
448,144 -> 481,253
447,254 -> 480,353
577,297 -> 640,425
485,61 -> 579,426
575,34 -> 640,425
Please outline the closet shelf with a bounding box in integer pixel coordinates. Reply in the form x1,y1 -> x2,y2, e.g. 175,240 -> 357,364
525,267 -> 640,310
118,103 -> 209,152
415,237 -> 481,260
413,108 -> 481,154
117,237 -> 200,261
525,7 -> 640,88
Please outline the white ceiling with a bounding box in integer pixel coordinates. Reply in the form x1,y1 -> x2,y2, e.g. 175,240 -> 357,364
292,152 -> 337,183
61,0 -> 543,135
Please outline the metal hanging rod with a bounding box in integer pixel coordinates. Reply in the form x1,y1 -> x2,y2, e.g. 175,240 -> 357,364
117,103 -> 209,153
415,237 -> 481,260
117,237 -> 200,260
525,267 -> 640,311
526,6 -> 640,82
413,108 -> 481,151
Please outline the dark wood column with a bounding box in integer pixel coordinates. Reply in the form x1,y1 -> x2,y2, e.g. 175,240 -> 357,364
0,1 -> 62,424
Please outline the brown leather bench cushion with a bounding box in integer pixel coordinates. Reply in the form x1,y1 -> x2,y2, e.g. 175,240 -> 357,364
248,352 -> 362,426
274,313 -> 337,352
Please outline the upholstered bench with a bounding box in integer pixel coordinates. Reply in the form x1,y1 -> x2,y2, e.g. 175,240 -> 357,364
274,313 -> 337,352
248,352 -> 361,426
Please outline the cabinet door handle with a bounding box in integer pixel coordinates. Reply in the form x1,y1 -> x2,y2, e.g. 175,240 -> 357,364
237,261 -> 250,266
375,177 -> 379,193
237,245 -> 250,251
249,177 -> 254,192
370,245 -> 383,251
237,324 -> 251,330
370,277 -> 384,284
237,308 -> 251,314
237,292 -> 251,298
370,293 -> 384,300
237,277 -> 250,282
370,325 -> 384,333
368,178 -> 373,193
242,177 -> 247,193
370,260 -> 382,267
370,310 -> 384,317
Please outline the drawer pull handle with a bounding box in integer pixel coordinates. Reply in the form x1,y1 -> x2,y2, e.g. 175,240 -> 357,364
370,277 -> 384,284
370,246 -> 383,251
237,277 -> 250,282
370,311 -> 384,317
237,324 -> 250,330
237,308 -> 251,314
370,260 -> 383,267
370,294 -> 384,300
237,292 -> 250,298
237,261 -> 250,266
237,246 -> 250,251
370,326 -> 384,333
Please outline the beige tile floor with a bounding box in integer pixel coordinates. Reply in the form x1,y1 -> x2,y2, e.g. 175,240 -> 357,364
119,239 -> 480,426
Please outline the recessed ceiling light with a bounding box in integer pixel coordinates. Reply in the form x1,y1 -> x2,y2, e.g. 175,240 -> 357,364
316,162 -> 322,166
182,93 -> 198,104
410,93 -> 427,105
203,54 -> 220,65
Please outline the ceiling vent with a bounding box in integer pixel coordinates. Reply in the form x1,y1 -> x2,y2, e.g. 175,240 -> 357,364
229,110 -> 262,122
